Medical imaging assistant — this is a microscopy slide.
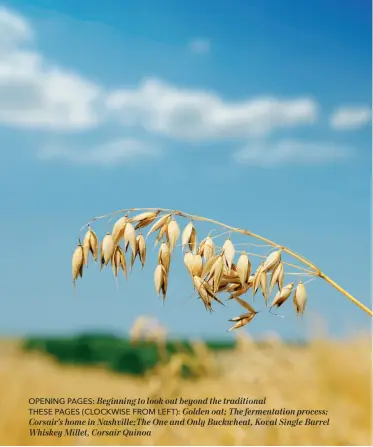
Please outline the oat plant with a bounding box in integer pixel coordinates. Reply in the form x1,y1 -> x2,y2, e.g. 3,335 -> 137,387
72,208 -> 372,331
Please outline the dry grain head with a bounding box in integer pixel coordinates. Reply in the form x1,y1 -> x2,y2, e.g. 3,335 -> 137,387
201,254 -> 219,279
182,221 -> 197,253
228,312 -> 256,332
111,245 -> 126,278
183,251 -> 194,276
131,211 -> 160,230
222,238 -> 235,271
252,263 -> 264,297
124,222 -> 137,256
158,242 -> 171,273
193,276 -> 212,312
270,282 -> 295,308
112,216 -> 128,246
147,213 -> 172,239
101,233 -> 115,266
236,252 -> 251,287
154,264 -> 168,301
82,227 -> 98,266
208,255 -> 225,293
259,268 -> 268,304
167,219 -> 180,252
262,250 -> 282,273
72,242 -> 84,286
191,254 -> 203,277
136,234 -> 146,268
293,281 -> 307,317
199,236 -> 215,261
269,262 -> 284,294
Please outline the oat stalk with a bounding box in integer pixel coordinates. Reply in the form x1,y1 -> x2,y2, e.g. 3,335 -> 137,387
78,207 -> 372,318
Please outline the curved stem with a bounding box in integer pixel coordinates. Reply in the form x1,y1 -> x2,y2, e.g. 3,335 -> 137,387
80,207 -> 372,317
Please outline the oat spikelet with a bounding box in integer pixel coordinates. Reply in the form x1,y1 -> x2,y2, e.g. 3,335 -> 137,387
259,269 -> 268,304
193,276 -> 212,312
72,242 -> 84,287
131,211 -> 160,230
207,255 -> 225,293
137,234 -> 146,268
154,264 -> 168,301
158,242 -> 171,273
228,312 -> 256,332
167,219 -> 180,252
201,254 -> 219,279
182,221 -> 197,253
236,252 -> 251,287
270,282 -> 295,309
111,246 -> 127,278
112,216 -> 128,246
124,222 -> 137,256
101,233 -> 115,266
199,236 -> 215,261
222,238 -> 235,271
252,263 -> 264,297
262,250 -> 281,273
184,251 -> 194,276
293,281 -> 307,317
191,254 -> 203,277
147,213 -> 172,239
82,228 -> 95,267
88,228 -> 98,263
269,262 -> 284,294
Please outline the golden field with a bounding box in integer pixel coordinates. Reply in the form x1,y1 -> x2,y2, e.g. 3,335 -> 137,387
0,330 -> 371,446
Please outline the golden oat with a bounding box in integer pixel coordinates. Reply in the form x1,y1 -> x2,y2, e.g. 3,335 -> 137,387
111,246 -> 127,278
269,262 -> 284,294
236,252 -> 251,287
252,262 -> 264,297
154,264 -> 168,301
270,282 -> 295,309
262,250 -> 282,273
183,251 -> 194,276
191,254 -> 203,277
124,222 -> 137,256
293,281 -> 307,317
112,216 -> 128,246
137,234 -> 146,268
228,312 -> 256,332
182,221 -> 197,253
193,276 -> 213,312
82,227 -> 98,266
158,242 -> 171,273
167,219 -> 180,252
147,213 -> 172,239
222,238 -> 235,271
131,211 -> 160,230
101,233 -> 115,266
72,242 -> 84,286
259,268 -> 268,304
199,236 -> 215,261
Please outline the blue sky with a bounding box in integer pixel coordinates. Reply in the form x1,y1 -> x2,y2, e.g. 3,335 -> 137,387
0,0 -> 371,340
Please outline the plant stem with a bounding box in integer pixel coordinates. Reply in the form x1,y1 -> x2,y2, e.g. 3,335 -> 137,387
81,207 -> 373,318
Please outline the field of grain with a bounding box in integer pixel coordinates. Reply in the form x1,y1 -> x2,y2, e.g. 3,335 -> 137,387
0,329 -> 371,446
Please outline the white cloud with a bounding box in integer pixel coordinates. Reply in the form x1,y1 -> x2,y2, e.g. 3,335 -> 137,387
0,6 -> 102,131
330,106 -> 371,130
188,38 -> 210,54
107,79 -> 318,141
37,138 -> 159,165
233,139 -> 352,167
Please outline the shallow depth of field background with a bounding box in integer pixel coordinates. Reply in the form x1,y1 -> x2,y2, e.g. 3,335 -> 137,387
0,0 -> 371,446
0,316 -> 371,446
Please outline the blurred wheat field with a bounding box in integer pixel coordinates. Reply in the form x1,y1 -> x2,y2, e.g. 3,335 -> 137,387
0,332 -> 371,446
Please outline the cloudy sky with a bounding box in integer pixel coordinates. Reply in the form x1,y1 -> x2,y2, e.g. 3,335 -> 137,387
0,0 -> 371,340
